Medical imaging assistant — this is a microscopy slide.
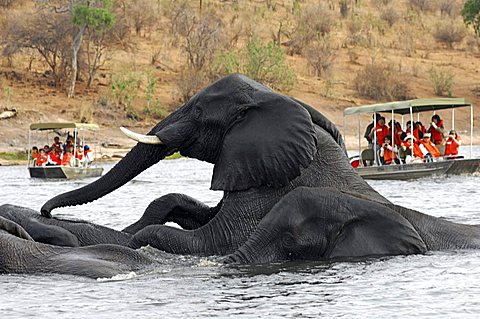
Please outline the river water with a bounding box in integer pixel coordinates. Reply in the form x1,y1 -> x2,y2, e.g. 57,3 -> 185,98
1,149 -> 480,318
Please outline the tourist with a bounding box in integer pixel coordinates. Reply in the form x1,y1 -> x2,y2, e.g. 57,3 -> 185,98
419,133 -> 440,162
84,145 -> 94,165
51,136 -> 62,152
61,146 -> 74,167
401,134 -> 423,163
47,147 -> 62,165
428,114 -> 445,145
31,146 -> 39,165
36,148 -> 48,167
380,135 -> 400,165
364,113 -> 381,146
445,130 -> 461,157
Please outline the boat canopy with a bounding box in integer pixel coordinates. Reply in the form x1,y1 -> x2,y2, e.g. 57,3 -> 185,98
29,122 -> 100,131
344,98 -> 470,116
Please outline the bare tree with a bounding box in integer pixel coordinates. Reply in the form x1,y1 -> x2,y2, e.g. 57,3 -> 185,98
2,11 -> 72,85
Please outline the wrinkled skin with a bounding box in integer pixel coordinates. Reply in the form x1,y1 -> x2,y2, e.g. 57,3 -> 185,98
0,214 -> 151,278
1,74 -> 479,274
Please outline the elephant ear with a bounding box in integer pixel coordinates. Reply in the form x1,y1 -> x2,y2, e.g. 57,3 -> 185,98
211,91 -> 317,191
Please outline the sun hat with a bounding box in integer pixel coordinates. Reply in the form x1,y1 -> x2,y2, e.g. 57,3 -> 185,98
423,133 -> 431,138
403,134 -> 415,141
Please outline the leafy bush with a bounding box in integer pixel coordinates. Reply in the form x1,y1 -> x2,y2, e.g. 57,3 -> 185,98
110,71 -> 141,111
353,63 -> 410,101
432,21 -> 466,49
427,68 -> 454,96
462,0 -> 480,38
214,38 -> 296,91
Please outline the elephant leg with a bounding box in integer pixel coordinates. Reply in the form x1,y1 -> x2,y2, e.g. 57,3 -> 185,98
123,193 -> 221,234
225,187 -> 427,264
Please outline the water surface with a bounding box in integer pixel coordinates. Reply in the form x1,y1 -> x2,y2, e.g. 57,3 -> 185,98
1,152 -> 480,318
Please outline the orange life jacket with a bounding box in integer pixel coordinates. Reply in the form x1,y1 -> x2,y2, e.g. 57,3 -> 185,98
420,140 -> 441,158
36,153 -> 48,166
375,124 -> 389,145
429,120 -> 444,145
445,137 -> 460,156
48,151 -> 62,165
61,152 -> 73,166
75,151 -> 84,160
403,141 -> 424,159
383,147 -> 397,165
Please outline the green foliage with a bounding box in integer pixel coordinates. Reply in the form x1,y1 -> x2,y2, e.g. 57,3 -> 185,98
427,68 -> 454,97
0,151 -> 28,161
462,0 -> 480,37
110,71 -> 141,110
2,86 -> 13,106
73,0 -> 115,33
215,38 -> 296,91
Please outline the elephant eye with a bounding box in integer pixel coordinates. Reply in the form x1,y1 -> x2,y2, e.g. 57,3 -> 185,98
194,106 -> 202,118
236,109 -> 247,120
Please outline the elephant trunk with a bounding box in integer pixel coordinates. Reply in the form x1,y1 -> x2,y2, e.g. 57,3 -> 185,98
41,143 -> 169,217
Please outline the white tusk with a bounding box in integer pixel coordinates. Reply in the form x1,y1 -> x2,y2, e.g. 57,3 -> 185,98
120,127 -> 163,145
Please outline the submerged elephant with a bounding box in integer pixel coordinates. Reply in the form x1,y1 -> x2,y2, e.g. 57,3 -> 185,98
2,74 -> 480,275
0,210 -> 151,278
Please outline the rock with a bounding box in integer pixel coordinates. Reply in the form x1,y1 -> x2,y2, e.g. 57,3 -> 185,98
0,108 -> 17,120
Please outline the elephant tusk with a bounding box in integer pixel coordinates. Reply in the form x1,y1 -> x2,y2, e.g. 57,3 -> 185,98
120,127 -> 163,145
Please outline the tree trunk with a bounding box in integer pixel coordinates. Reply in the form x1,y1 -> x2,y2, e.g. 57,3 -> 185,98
67,25 -> 86,98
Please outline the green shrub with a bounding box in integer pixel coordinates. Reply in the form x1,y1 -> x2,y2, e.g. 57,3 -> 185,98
215,38 -> 296,91
427,68 -> 454,96
462,0 -> 480,37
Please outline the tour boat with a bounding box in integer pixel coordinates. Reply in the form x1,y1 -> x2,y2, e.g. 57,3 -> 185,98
344,98 -> 480,180
27,122 -> 103,179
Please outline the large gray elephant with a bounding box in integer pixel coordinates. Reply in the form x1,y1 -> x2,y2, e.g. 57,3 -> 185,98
0,211 -> 152,278
2,74 -> 479,272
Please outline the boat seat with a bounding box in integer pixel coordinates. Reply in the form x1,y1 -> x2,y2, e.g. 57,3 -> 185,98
361,148 -> 374,166
436,145 -> 446,156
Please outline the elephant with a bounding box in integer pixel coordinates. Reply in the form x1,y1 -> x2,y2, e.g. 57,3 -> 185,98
1,74 -> 478,272
0,208 -> 152,278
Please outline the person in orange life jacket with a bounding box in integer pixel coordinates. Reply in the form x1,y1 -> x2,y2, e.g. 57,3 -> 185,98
428,114 -> 445,145
406,121 -> 421,141
75,146 -> 85,166
47,148 -> 62,165
401,134 -> 424,163
445,129 -> 461,156
388,120 -> 404,147
364,113 -> 382,146
61,146 -> 74,167
419,132 -> 441,162
36,148 -> 48,166
31,146 -> 39,165
51,136 -> 62,152
380,135 -> 400,165
369,116 -> 389,146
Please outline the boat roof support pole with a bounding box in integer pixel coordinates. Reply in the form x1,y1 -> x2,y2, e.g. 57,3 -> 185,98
27,130 -> 31,167
358,114 -> 361,165
452,108 -> 455,130
391,110 -> 395,165
374,112 -> 378,166
410,106 -> 414,156
471,104 -> 474,159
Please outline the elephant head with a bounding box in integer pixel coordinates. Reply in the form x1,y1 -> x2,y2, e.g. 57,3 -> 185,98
41,74 -> 344,217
